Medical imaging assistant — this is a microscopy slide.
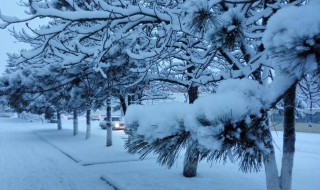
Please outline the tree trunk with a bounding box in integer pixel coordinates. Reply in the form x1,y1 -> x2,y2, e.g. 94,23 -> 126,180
128,94 -> 132,106
188,85 -> 198,104
136,89 -> 143,105
86,109 -> 91,139
264,84 -> 297,190
264,129 -> 281,190
264,151 -> 281,190
280,84 -> 296,190
183,141 -> 199,177
182,83 -> 199,178
119,95 -> 127,115
57,110 -> 62,130
73,109 -> 78,136
106,93 -> 112,146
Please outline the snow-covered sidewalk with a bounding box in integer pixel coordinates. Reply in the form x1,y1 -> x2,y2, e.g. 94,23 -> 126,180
0,118 -> 112,190
1,117 -> 319,190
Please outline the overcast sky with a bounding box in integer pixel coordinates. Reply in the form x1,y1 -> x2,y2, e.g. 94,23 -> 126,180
0,0 -> 29,75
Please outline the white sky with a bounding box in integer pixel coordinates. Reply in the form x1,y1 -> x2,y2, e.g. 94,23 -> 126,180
0,0 -> 29,75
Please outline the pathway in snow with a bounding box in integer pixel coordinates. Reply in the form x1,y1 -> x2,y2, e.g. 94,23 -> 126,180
0,118 -> 113,190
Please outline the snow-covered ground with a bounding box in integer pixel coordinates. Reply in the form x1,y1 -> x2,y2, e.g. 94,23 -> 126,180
0,117 -> 319,190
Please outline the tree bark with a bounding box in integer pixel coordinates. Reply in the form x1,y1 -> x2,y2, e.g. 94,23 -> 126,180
264,151 -> 281,190
264,130 -> 281,190
264,83 -> 297,190
106,93 -> 112,146
73,109 -> 78,136
280,84 -> 296,190
183,141 -> 199,177
119,95 -> 127,115
128,94 -> 132,106
182,83 -> 199,178
57,110 -> 62,130
188,85 -> 198,104
86,109 -> 91,139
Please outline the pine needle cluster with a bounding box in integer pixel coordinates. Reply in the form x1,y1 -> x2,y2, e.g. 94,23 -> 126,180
207,11 -> 244,49
125,121 -> 190,168
198,113 -> 272,172
189,7 -> 221,37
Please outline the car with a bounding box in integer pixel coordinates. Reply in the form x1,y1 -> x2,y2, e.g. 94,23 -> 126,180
99,116 -> 125,130
49,116 -> 58,123
67,115 -> 73,120
91,115 -> 100,121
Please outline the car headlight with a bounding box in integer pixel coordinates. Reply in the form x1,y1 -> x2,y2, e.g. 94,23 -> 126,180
114,122 -> 120,128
